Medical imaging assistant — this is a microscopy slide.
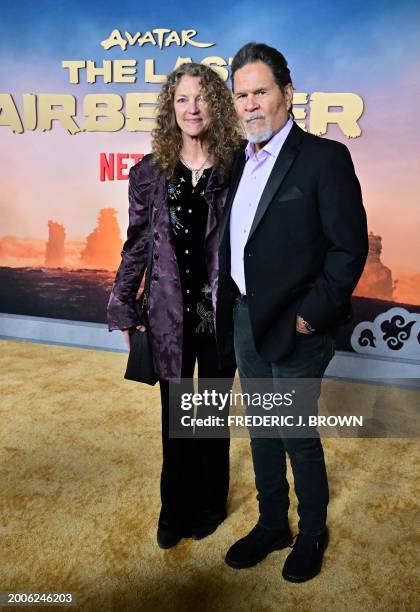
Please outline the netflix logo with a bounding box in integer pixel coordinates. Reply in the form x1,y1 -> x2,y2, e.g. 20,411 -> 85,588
99,153 -> 145,181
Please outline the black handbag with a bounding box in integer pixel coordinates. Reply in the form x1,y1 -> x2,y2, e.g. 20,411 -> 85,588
124,202 -> 158,386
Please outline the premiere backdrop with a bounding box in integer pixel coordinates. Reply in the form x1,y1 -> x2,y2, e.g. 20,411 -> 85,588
0,0 -> 419,376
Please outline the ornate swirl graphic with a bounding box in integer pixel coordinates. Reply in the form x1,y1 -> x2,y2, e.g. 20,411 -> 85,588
358,328 -> 376,348
350,308 -> 420,360
380,316 -> 415,351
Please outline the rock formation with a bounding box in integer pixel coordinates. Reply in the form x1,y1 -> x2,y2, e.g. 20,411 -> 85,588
80,208 -> 122,270
45,221 -> 65,267
354,232 -> 394,300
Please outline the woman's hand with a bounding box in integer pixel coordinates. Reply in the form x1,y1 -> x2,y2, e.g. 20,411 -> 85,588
123,325 -> 146,350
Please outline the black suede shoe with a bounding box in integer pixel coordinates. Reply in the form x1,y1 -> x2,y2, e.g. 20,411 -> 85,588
225,523 -> 293,569
282,529 -> 329,582
191,510 -> 227,540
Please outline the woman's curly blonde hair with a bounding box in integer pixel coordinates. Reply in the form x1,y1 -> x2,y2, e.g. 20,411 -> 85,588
152,62 -> 243,179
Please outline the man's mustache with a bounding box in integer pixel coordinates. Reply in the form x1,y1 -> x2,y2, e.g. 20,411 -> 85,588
244,114 -> 267,124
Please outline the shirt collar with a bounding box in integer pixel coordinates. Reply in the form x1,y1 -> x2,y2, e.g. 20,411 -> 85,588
245,117 -> 294,161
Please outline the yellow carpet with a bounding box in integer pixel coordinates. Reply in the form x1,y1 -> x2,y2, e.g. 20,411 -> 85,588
0,339 -> 418,611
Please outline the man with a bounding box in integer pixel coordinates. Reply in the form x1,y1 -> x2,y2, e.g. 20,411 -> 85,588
216,43 -> 368,582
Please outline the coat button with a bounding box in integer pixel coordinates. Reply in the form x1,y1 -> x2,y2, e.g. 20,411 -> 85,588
153,274 -> 158,281
153,253 -> 159,260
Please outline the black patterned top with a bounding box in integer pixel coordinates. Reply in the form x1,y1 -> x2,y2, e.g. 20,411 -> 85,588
167,160 -> 214,335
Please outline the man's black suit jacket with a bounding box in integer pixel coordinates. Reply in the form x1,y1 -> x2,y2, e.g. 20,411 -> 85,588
216,122 -> 369,364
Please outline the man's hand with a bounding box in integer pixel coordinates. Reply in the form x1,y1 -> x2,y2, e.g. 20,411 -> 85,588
122,325 -> 146,350
296,315 -> 314,334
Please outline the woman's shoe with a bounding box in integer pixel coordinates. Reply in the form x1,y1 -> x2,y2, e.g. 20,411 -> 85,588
191,510 -> 227,540
157,526 -> 184,549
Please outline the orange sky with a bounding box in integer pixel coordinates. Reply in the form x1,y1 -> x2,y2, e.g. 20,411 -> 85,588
1,100 -> 419,276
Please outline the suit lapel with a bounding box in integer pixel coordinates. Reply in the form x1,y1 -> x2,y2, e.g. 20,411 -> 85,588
219,150 -> 246,244
204,165 -> 228,242
247,123 -> 304,243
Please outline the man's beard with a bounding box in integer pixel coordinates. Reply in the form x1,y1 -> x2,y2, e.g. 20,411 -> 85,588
244,114 -> 273,144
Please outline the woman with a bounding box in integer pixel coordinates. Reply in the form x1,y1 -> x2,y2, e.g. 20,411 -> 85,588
107,63 -> 242,548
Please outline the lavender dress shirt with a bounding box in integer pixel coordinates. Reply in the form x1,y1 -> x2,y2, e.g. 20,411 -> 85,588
230,118 -> 293,294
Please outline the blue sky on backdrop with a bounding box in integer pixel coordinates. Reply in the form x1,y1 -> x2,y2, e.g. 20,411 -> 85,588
1,0 -> 419,91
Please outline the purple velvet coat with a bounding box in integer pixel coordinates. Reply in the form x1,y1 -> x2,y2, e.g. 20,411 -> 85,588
107,154 -> 230,380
